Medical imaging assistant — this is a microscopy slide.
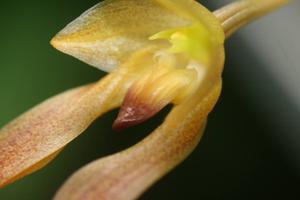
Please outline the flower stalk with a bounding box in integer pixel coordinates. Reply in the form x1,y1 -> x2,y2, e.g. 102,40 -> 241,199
214,0 -> 289,38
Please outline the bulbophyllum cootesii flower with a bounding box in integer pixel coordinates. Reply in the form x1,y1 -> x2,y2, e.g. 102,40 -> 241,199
0,0 -> 289,199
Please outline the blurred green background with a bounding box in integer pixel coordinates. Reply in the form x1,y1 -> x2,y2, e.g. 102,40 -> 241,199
0,0 -> 299,199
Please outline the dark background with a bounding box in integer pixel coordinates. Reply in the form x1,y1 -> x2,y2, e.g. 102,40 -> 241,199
0,0 -> 299,199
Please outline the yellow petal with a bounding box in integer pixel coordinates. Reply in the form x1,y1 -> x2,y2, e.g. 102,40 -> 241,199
54,79 -> 222,200
51,0 -> 190,72
0,72 -> 129,188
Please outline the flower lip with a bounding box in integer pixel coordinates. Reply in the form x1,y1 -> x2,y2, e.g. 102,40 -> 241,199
112,89 -> 159,131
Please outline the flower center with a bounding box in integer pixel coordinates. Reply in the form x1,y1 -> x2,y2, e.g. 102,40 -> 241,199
150,22 -> 213,65
113,23 -> 216,131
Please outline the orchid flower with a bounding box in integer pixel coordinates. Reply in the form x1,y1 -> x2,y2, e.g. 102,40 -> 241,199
0,0 -> 288,199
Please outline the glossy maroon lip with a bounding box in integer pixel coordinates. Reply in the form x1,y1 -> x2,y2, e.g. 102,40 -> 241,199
113,88 -> 166,131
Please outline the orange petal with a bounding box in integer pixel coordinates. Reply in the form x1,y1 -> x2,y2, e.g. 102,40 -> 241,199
54,80 -> 222,200
0,72 -> 128,188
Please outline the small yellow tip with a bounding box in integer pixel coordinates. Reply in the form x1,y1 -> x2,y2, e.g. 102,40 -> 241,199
50,35 -> 64,51
49,35 -> 76,61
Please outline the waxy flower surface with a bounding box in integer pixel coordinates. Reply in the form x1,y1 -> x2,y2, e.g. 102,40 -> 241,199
0,0 -> 289,199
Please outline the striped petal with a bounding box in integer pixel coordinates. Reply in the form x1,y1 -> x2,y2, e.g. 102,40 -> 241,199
0,72 -> 129,188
